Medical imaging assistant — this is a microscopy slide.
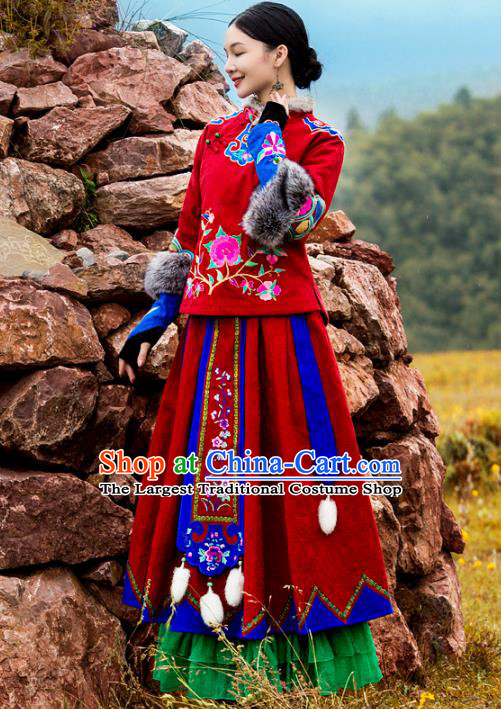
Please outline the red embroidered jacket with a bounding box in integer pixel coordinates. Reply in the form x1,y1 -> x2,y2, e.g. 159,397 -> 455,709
162,94 -> 345,322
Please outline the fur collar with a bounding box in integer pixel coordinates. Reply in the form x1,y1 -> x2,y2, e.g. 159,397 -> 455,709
242,93 -> 314,115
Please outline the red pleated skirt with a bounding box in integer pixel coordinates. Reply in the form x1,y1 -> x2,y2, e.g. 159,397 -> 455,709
123,312 -> 393,638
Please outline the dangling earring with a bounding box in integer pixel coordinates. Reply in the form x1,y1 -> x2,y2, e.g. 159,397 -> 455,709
271,68 -> 284,91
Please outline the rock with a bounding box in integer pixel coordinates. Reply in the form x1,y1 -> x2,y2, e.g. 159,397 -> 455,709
367,432 -> 445,575
127,101 -> 175,135
0,158 -> 85,235
119,30 -> 160,51
440,499 -> 465,554
78,559 -> 124,586
109,248 -> 129,260
53,28 -> 125,65
0,278 -> 103,369
339,354 -> 380,416
87,470 -> 137,506
315,278 -> 352,320
0,467 -> 132,568
356,359 -> 439,439
142,229 -> 175,251
63,47 -> 191,110
74,255 -> 151,305
83,128 -> 202,183
177,39 -> 216,77
326,325 -> 366,358
322,238 -> 395,276
396,552 -> 466,660
171,80 -> 236,124
93,360 -> 114,383
26,261 -> 88,298
75,246 -> 96,267
78,383 -> 135,474
12,81 -> 78,115
0,114 -> 13,157
77,223 -> 145,255
308,254 -> 336,281
0,49 -> 66,87
76,94 -> 96,108
131,19 -> 187,56
330,257 -> 408,364
370,605 -> 422,678
310,209 -> 356,243
0,218 -> 66,276
50,228 -> 79,250
326,324 -> 379,416
0,367 -> 99,466
15,104 -> 130,166
84,581 -> 141,626
370,494 -> 401,591
91,302 -> 130,338
78,0 -> 119,31
410,366 -> 441,439
95,171 -> 191,229
178,40 -> 230,95
0,566 -> 126,708
0,79 -> 16,114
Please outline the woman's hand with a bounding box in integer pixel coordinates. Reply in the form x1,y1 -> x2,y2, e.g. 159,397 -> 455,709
269,89 -> 289,117
118,341 -> 152,384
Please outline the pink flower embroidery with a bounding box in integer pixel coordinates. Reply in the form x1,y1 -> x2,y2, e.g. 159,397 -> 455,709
257,280 -> 282,301
205,545 -> 223,563
296,196 -> 313,216
259,131 -> 286,161
210,234 -> 241,267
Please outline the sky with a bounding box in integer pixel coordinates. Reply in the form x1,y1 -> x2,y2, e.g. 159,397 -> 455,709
117,1 -> 501,133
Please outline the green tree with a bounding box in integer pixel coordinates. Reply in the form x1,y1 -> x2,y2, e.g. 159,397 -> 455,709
337,92 -> 501,353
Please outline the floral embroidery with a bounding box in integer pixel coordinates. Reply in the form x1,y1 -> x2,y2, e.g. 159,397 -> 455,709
256,130 -> 286,165
210,366 -> 232,449
197,530 -> 231,571
184,208 -> 288,300
168,231 -> 195,259
286,193 -> 327,241
198,366 -> 233,514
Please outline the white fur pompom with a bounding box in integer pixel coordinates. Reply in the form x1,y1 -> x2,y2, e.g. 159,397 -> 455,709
170,556 -> 190,603
224,561 -> 244,607
200,582 -> 224,627
318,495 -> 337,534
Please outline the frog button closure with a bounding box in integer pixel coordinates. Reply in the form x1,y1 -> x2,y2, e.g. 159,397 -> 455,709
207,130 -> 224,153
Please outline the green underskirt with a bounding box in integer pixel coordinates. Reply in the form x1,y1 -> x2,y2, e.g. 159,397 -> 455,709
152,621 -> 383,701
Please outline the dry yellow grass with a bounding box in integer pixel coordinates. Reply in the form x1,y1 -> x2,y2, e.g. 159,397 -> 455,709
410,349 -> 501,435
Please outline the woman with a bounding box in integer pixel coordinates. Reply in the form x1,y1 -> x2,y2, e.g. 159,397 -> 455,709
119,1 -> 394,700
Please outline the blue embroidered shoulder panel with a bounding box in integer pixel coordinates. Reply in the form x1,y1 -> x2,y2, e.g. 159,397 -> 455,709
303,115 -> 344,142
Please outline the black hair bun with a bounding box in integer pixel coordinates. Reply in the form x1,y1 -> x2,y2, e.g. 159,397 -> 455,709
295,46 -> 322,89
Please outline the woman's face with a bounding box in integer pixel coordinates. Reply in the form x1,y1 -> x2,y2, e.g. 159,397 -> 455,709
223,24 -> 282,98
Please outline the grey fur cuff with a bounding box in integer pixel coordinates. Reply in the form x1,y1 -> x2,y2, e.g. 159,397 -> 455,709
144,251 -> 192,299
240,157 -> 315,248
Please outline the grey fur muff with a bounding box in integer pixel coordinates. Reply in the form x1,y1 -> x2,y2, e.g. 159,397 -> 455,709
144,251 -> 192,299
240,157 -> 315,249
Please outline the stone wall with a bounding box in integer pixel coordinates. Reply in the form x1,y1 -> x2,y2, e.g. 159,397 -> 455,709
0,3 -> 465,705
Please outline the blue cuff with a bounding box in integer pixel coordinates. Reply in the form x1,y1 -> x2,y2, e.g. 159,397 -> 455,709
128,292 -> 182,339
246,122 -> 287,186
119,292 -> 182,370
